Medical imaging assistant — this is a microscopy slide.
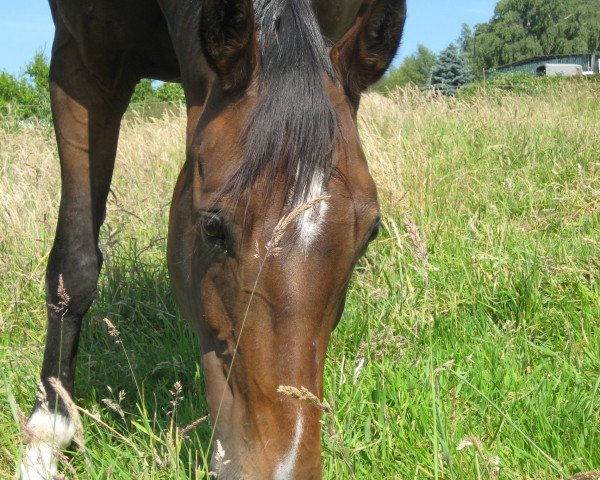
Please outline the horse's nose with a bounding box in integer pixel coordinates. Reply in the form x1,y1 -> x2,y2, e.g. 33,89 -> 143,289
210,401 -> 322,479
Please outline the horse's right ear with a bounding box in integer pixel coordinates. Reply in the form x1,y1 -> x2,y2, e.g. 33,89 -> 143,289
199,0 -> 257,93
331,0 -> 406,105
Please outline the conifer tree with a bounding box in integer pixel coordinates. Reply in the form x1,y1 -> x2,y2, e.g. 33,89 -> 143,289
430,43 -> 473,96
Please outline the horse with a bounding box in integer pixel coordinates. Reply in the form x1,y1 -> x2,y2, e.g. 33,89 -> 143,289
20,0 -> 406,478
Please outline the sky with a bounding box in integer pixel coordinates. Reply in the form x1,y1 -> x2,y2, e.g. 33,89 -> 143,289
0,0 -> 497,76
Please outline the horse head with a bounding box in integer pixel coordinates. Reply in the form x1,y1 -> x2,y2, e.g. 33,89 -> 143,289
168,0 -> 406,477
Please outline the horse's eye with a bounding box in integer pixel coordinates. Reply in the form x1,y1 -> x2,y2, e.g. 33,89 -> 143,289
200,214 -> 226,246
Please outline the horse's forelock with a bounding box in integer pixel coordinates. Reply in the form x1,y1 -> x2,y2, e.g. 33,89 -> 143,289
222,0 -> 339,207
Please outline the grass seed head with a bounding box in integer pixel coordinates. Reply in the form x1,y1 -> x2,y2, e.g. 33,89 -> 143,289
265,195 -> 330,257
102,318 -> 122,345
47,377 -> 85,449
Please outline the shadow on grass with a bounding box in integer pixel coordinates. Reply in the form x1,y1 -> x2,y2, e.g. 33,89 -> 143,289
74,239 -> 212,464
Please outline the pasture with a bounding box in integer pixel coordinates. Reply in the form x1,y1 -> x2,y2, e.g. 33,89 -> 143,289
1,78 -> 598,479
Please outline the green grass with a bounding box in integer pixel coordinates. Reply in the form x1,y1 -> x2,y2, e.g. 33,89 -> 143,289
1,79 -> 598,479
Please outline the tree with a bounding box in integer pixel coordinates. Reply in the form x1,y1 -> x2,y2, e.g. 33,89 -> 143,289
579,0 -> 600,53
155,82 -> 185,102
472,0 -> 598,71
374,45 -> 437,93
130,79 -> 185,104
457,23 -> 480,78
431,43 -> 473,96
130,79 -> 156,103
458,23 -> 475,59
0,51 -> 50,120
24,52 -> 50,98
0,51 -> 186,121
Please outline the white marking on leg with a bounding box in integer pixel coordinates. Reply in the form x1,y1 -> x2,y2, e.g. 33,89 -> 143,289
273,415 -> 304,480
296,172 -> 328,251
20,409 -> 75,480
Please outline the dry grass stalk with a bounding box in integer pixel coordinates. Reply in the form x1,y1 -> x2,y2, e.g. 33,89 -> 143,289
36,381 -> 50,413
17,404 -> 29,443
357,325 -> 408,364
353,357 -> 365,385
179,415 -> 209,441
54,449 -> 79,479
354,325 -> 408,384
56,274 -> 70,310
102,387 -> 126,422
277,385 -> 328,412
568,474 -> 600,480
47,377 -> 92,472
102,317 -> 122,345
265,195 -> 330,257
403,213 -> 429,278
434,359 -> 455,374
153,447 -> 165,470
48,274 -> 70,315
457,436 -> 500,479
47,377 -> 84,449
208,439 -> 231,478
65,393 -> 143,457
167,380 -> 183,417
277,385 -> 355,479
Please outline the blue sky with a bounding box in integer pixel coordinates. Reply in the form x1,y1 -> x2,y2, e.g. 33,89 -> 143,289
0,0 -> 497,76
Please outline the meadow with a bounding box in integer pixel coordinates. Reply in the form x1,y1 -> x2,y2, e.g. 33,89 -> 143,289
1,77 -> 598,479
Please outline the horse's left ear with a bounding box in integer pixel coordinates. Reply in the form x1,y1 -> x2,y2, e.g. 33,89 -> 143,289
199,0 -> 257,93
330,0 -> 406,103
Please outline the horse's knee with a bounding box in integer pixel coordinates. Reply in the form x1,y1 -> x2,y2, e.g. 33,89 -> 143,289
46,245 -> 103,316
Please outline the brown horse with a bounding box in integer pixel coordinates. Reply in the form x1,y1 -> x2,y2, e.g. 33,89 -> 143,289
21,0 -> 406,478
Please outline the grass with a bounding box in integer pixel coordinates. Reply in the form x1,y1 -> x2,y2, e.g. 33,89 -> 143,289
1,78 -> 599,479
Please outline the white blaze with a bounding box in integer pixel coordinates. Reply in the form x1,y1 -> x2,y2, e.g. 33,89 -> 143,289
20,410 -> 75,480
296,172 -> 328,250
273,415 -> 304,480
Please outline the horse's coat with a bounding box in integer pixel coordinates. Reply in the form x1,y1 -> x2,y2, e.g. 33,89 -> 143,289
23,0 -> 406,478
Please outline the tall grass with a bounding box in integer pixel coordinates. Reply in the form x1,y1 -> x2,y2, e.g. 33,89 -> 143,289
1,79 -> 598,479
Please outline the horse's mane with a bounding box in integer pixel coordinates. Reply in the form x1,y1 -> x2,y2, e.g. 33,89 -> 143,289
225,0 -> 339,206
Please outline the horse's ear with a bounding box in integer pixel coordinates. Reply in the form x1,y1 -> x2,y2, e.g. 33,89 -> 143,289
330,0 -> 406,103
199,0 -> 257,93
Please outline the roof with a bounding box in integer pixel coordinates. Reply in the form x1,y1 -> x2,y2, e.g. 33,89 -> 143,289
495,53 -> 597,70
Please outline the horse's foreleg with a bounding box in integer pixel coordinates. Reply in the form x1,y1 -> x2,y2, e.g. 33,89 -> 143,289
21,31 -> 134,480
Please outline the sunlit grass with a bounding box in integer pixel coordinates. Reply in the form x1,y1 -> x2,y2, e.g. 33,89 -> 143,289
1,80 -> 599,479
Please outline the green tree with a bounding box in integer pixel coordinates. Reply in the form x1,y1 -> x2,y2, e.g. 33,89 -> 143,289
0,51 -> 50,120
579,0 -> 600,52
473,0 -> 598,71
130,79 -> 156,103
131,79 -> 185,103
374,45 -> 437,93
156,82 -> 185,102
24,52 -> 50,98
1,52 -> 187,122
457,23 -> 480,78
0,73 -> 37,108
431,43 -> 474,96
